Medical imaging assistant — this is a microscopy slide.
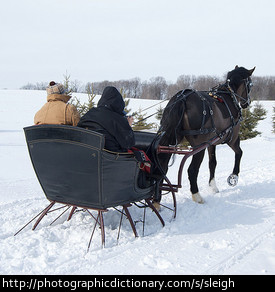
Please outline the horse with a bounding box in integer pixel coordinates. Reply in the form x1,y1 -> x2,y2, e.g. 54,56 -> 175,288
154,66 -> 255,204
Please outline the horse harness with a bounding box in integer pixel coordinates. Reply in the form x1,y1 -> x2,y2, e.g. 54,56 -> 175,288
171,78 -> 252,144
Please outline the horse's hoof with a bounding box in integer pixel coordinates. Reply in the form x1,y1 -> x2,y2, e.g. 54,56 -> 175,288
209,178 -> 219,193
227,174 -> 238,186
192,193 -> 204,204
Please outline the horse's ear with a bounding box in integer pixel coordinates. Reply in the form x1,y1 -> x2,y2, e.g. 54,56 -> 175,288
235,65 -> 239,69
248,67 -> 256,75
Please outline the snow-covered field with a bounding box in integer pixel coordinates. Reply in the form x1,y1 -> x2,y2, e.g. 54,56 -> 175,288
0,90 -> 274,275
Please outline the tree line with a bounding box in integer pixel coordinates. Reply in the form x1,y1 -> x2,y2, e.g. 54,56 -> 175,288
21,74 -> 275,101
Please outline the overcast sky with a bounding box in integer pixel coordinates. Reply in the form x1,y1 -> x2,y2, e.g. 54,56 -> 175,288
0,0 -> 274,89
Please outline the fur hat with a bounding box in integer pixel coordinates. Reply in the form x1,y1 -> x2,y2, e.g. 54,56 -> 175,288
46,81 -> 65,95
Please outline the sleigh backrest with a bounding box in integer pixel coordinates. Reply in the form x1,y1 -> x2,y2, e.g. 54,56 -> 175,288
24,125 -> 153,209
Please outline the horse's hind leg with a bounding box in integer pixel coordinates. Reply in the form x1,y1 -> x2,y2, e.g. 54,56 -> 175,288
188,149 -> 205,203
207,145 -> 219,193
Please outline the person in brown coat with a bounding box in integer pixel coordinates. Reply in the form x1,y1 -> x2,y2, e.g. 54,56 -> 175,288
34,81 -> 80,126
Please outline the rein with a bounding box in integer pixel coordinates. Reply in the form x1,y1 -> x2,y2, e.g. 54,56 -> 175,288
131,98 -> 168,126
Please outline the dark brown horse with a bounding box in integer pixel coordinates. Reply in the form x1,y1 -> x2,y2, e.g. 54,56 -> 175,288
155,66 -> 255,204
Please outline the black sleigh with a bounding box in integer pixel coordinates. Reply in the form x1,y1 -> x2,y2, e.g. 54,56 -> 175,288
15,125 -> 171,249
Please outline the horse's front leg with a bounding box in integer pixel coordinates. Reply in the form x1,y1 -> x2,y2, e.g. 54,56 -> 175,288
207,145 -> 219,193
227,136 -> 243,186
188,149 -> 205,203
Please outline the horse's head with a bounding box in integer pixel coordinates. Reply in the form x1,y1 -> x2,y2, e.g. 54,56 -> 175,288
227,65 -> 255,109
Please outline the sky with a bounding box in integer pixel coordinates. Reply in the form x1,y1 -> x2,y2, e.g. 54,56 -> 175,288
0,0 -> 274,89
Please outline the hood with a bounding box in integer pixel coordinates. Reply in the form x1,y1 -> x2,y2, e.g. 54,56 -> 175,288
47,94 -> 71,103
97,86 -> 125,115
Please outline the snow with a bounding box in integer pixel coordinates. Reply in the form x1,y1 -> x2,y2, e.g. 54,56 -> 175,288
0,90 -> 274,275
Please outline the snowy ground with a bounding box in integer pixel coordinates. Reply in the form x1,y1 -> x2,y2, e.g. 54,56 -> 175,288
0,90 -> 274,275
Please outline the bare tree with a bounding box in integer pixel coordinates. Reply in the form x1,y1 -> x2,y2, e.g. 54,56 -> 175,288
20,73 -> 275,101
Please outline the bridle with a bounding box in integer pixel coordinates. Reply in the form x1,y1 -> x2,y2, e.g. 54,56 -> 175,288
226,77 -> 253,109
241,76 -> 253,108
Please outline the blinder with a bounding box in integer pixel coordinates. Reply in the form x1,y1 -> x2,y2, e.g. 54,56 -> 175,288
240,77 -> 253,108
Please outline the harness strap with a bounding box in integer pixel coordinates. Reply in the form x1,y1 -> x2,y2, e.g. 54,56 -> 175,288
179,90 -> 216,136
182,127 -> 216,136
207,85 -> 243,143
182,84 -> 243,138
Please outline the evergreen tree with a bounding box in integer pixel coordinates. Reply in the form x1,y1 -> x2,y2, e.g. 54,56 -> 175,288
119,88 -> 131,115
63,71 -> 73,96
253,101 -> 267,121
131,109 -> 156,131
239,102 -> 267,140
156,106 -> 164,121
69,82 -> 96,116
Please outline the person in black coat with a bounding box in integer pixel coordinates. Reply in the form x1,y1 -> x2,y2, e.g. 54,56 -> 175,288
77,86 -> 135,152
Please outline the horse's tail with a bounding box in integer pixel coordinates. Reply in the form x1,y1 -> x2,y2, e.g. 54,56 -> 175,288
148,91 -> 189,202
160,89 -> 192,145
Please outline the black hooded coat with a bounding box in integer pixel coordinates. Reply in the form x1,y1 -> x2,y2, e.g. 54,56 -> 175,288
77,86 -> 135,152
